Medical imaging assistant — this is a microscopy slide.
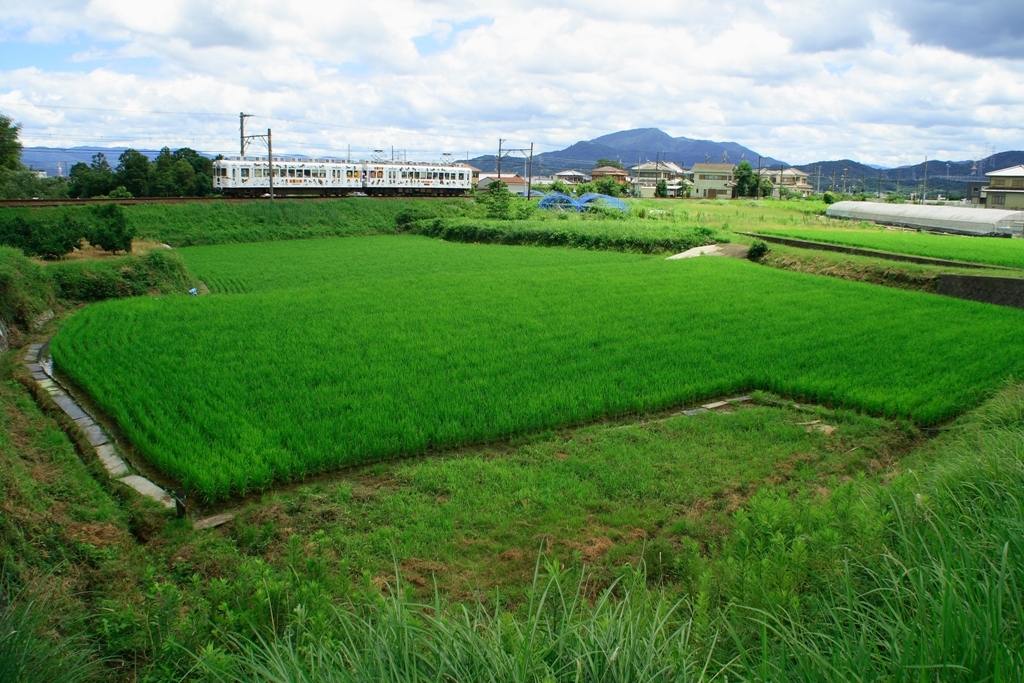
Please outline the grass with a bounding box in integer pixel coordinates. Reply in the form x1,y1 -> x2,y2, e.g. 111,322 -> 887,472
754,225 -> 1024,269
186,383 -> 1024,682
50,235 -> 1024,501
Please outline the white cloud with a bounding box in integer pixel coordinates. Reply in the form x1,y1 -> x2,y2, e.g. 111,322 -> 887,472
1,0 -> 1022,165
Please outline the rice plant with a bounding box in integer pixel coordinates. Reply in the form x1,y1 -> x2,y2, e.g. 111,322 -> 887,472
51,236 -> 1024,501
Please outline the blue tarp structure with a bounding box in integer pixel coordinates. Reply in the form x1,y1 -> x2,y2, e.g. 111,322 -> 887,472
537,192 -> 629,213
537,192 -> 578,211
576,193 -> 629,212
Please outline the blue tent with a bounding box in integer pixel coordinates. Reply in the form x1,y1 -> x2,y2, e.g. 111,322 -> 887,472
537,192 -> 579,212
576,193 -> 629,212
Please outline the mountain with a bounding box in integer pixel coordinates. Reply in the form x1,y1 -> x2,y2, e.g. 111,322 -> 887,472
467,128 -> 785,174
794,151 -> 1024,195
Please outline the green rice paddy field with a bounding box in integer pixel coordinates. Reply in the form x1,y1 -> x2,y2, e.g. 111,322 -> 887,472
756,225 -> 1024,269
51,235 -> 1024,501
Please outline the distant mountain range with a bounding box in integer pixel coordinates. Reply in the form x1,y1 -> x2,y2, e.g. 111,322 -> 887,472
22,130 -> 1024,196
467,128 -> 786,175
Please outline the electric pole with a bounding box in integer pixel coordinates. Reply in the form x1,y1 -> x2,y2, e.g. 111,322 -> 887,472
878,170 -> 882,198
756,155 -> 762,199
527,142 -> 534,198
267,129 -> 274,202
497,139 -> 504,179
922,156 -> 928,202
239,112 -> 253,157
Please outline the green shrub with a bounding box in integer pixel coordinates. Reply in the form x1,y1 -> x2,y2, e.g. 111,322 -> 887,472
47,249 -> 193,302
747,239 -> 770,261
87,203 -> 134,253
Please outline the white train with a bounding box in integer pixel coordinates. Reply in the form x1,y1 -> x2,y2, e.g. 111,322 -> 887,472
212,156 -> 473,197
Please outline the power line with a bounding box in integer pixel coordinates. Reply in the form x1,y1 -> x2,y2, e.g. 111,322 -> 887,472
0,103 -> 235,117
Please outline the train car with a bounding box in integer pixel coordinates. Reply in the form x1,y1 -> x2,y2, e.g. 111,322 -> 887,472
213,157 -> 361,197
361,162 -> 472,196
213,157 -> 473,197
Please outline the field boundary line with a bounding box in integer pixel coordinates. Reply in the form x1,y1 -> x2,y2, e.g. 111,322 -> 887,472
22,343 -> 177,511
741,231 -> 1016,270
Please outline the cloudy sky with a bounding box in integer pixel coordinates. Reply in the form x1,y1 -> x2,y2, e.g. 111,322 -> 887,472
1,0 -> 1022,166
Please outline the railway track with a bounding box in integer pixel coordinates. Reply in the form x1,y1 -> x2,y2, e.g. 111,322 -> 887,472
0,194 -> 463,208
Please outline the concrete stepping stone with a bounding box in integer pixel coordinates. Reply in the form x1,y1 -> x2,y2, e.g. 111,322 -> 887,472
52,394 -> 88,421
702,400 -> 730,410
194,513 -> 234,530
119,475 -> 175,509
31,371 -> 48,381
82,423 -> 110,447
25,363 -> 42,373
75,415 -> 95,428
96,444 -> 128,477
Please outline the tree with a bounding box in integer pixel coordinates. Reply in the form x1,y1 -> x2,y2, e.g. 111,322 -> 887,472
549,179 -> 570,195
116,149 -> 151,197
88,203 -> 134,253
734,160 -> 758,197
68,153 -> 117,198
0,113 -> 22,171
593,176 -> 623,197
655,179 -> 669,198
594,158 -> 623,170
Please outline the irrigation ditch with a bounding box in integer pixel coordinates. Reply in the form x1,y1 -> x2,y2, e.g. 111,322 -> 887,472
745,231 -> 1024,309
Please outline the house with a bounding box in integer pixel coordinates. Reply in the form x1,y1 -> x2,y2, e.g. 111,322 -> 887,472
477,174 -> 526,194
630,161 -> 686,183
630,160 -> 689,198
983,165 -> 1024,209
966,180 -> 986,205
763,167 -> 814,198
591,166 -> 630,183
463,164 -> 482,185
691,163 -> 736,199
553,170 -> 590,185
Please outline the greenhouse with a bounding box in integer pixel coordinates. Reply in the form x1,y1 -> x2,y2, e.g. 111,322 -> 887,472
826,201 -> 1024,237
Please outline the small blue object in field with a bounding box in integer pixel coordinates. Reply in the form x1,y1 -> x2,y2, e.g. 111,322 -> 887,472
538,192 -> 578,211
576,193 -> 629,212
189,288 -> 198,296
537,192 -> 628,213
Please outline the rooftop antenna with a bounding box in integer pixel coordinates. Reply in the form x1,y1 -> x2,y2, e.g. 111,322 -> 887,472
722,150 -> 728,163
705,153 -> 710,163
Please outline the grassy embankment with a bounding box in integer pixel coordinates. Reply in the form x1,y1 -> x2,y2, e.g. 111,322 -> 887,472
51,235 -> 1024,501
755,224 -> 1024,270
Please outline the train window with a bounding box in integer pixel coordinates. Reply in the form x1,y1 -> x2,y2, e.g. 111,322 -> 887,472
346,170 -> 352,178
304,169 -> 311,178
241,168 -> 250,178
458,173 -> 464,180
254,168 -> 261,178
288,168 -> 295,178
414,172 -> 420,179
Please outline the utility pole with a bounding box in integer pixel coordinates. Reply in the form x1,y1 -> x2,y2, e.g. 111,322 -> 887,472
922,156 -> 928,203
239,112 -> 253,157
756,155 -> 762,199
831,169 -> 836,192
497,139 -> 504,179
527,142 -> 534,198
896,171 -> 900,195
267,129 -> 274,202
241,124 -> 274,201
878,170 -> 883,198
842,167 -> 848,194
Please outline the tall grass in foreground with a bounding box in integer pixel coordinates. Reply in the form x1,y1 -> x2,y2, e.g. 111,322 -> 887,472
190,387 -> 1024,682
0,565 -> 97,683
